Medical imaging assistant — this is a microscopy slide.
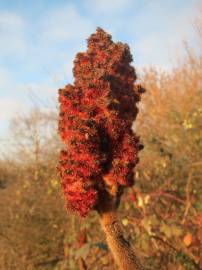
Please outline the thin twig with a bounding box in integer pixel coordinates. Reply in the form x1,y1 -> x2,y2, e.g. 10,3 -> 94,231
182,171 -> 192,224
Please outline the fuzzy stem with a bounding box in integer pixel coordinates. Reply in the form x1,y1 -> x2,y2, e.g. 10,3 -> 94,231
99,210 -> 145,270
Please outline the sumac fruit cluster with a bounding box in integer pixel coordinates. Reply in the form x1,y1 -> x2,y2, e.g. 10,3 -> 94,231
58,28 -> 143,216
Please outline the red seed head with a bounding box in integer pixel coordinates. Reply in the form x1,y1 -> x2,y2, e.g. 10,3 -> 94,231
58,28 -> 143,216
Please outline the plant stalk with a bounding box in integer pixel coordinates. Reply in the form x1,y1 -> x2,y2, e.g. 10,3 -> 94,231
99,210 -> 145,270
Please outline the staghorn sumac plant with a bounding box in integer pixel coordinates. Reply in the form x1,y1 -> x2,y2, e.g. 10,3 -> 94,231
58,28 -> 145,270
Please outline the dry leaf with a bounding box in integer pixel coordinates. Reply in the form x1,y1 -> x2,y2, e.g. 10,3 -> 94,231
183,232 -> 192,247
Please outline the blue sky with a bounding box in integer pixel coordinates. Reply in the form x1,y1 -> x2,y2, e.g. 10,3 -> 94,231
0,0 -> 200,153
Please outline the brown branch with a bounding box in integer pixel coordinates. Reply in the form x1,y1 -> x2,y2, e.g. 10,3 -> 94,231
151,235 -> 178,252
152,235 -> 200,268
78,258 -> 88,270
181,171 -> 192,224
0,233 -> 21,255
35,256 -> 64,267
150,191 -> 185,205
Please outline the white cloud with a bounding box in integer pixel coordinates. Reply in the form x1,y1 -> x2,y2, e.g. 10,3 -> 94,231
0,11 -> 27,55
20,81 -> 57,106
130,1 -> 197,70
40,4 -> 93,43
0,11 -> 25,29
0,98 -> 26,121
0,97 -> 27,155
84,0 -> 133,14
0,67 -> 12,91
